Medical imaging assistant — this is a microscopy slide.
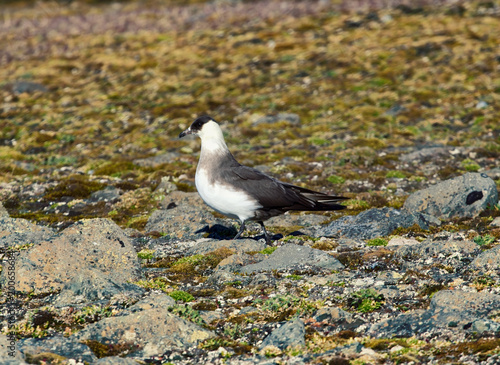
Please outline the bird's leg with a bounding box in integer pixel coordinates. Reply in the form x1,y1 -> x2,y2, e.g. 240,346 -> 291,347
233,221 -> 246,240
259,221 -> 272,245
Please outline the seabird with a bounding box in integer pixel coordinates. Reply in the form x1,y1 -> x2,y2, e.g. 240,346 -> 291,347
179,115 -> 347,244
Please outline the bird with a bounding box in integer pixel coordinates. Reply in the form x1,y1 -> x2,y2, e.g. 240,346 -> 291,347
179,115 -> 347,244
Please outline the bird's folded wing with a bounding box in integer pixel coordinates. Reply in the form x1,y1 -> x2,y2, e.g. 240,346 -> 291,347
228,165 -> 345,210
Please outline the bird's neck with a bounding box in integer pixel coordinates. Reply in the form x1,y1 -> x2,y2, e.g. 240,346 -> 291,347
199,137 -> 238,169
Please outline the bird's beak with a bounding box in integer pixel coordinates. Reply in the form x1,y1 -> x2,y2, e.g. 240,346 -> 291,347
179,127 -> 192,138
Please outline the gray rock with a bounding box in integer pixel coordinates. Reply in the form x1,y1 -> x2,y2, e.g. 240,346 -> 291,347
0,334 -> 26,364
55,272 -> 144,306
8,81 -> 48,94
314,307 -> 365,330
403,172 -> 498,219
241,243 -> 344,274
74,305 -> 214,357
260,319 -> 305,350
145,191 -> 222,241
18,336 -> 96,363
187,239 -> 266,256
216,252 -> 261,272
399,147 -> 452,163
394,239 -> 480,261
369,290 -> 500,337
0,202 -> 9,217
266,213 -> 329,228
88,186 -> 122,203
1,219 -> 143,298
469,245 -> 500,275
252,113 -> 301,126
317,207 -> 436,240
94,357 -> 141,365
127,292 -> 176,312
0,216 -> 55,248
133,152 -> 180,168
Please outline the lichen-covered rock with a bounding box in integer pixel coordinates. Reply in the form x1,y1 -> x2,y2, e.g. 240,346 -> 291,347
74,301 -> 214,357
0,216 -> 55,247
369,290 -> 500,337
469,244 -> 500,276
317,207 -> 436,240
241,243 -> 344,274
145,191 -> 223,241
1,219 -> 142,297
403,172 -> 498,219
259,319 -> 305,350
186,238 -> 266,256
18,336 -> 97,364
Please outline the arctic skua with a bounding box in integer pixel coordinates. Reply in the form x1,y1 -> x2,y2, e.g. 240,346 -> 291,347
179,115 -> 347,244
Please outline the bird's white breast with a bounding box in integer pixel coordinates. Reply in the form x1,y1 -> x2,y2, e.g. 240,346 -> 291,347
195,168 -> 262,222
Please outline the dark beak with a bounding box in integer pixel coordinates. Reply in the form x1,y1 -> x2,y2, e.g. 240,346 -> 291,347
179,128 -> 192,138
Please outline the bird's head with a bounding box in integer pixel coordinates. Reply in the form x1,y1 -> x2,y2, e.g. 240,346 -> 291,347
179,115 -> 223,141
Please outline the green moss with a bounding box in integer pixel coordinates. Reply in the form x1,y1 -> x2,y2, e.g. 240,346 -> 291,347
385,170 -> 406,179
44,175 -> 106,200
327,175 -> 345,184
169,290 -> 194,302
366,238 -> 388,247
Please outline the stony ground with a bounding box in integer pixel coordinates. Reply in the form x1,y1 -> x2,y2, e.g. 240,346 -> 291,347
1,0 -> 500,364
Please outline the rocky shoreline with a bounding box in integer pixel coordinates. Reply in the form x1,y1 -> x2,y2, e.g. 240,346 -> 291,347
1,172 -> 499,364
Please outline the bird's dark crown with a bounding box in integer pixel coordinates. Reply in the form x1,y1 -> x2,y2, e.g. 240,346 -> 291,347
191,115 -> 214,132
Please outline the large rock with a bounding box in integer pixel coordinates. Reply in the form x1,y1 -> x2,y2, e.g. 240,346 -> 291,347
403,172 -> 498,219
145,191 -> 223,241
74,294 -> 214,357
317,207 -> 436,240
0,334 -> 26,365
469,245 -> 500,276
1,219 -> 143,298
18,336 -> 96,364
369,290 -> 500,337
0,202 -> 9,218
186,238 -> 266,256
259,319 -> 305,350
241,243 -> 344,274
0,216 -> 55,247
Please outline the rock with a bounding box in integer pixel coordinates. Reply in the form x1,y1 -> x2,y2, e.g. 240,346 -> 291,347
1,219 -> 143,298
317,207 -> 437,240
0,216 -> 55,247
314,307 -> 365,330
252,113 -> 301,126
0,202 -> 9,217
241,243 -> 344,274
6,81 -> 48,94
74,301 -> 214,357
369,290 -> 500,337
266,213 -> 329,228
490,217 -> 500,227
399,147 -> 452,163
216,252 -> 260,272
133,152 -> 180,168
259,319 -> 305,350
387,236 -> 420,246
145,191 -> 224,241
88,186 -> 122,203
469,245 -> 500,275
394,239 -> 480,260
94,357 -> 140,365
402,172 -> 498,219
18,336 -> 97,364
0,334 -> 26,365
186,238 -> 266,256
54,272 -> 144,306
